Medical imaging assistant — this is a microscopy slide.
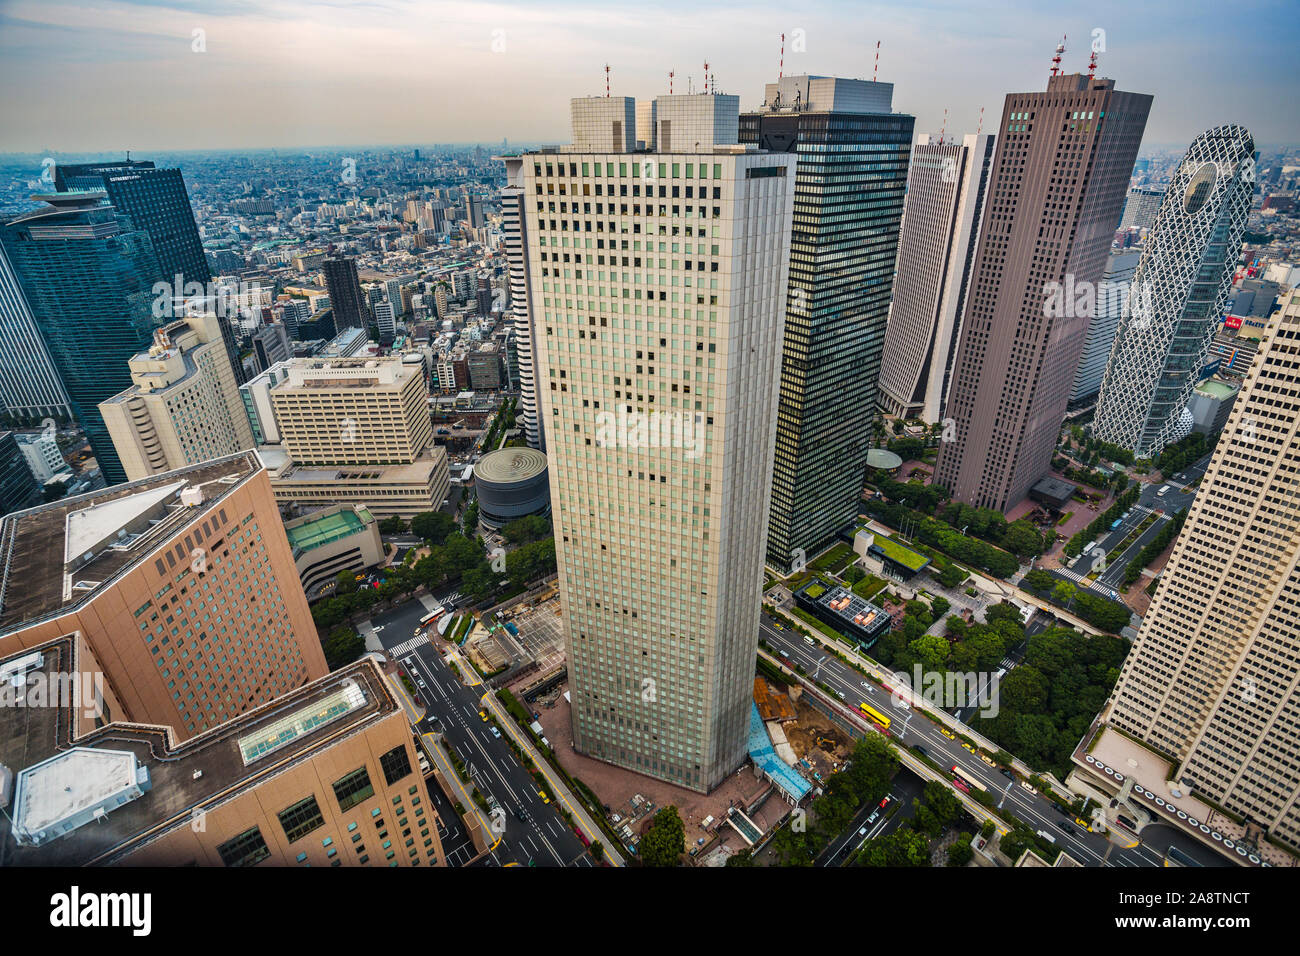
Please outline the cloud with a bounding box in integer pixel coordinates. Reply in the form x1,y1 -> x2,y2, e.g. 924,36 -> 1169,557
0,0 -> 1295,151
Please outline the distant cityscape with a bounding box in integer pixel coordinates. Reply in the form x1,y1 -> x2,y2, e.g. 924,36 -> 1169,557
0,18 -> 1298,883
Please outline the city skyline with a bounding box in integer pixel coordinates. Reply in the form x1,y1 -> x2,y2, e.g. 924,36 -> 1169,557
0,0 -> 1296,884
1,0 -> 1297,153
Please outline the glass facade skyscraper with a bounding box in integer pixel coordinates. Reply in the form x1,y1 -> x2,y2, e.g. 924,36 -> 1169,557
1,193 -> 167,485
741,76 -> 913,572
1092,125 -> 1256,457
0,430 -> 40,517
53,160 -> 243,385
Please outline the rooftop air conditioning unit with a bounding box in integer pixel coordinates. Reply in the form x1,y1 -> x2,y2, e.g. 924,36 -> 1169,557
180,487 -> 204,507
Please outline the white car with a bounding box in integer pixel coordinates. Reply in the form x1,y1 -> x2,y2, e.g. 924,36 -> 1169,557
1021,781 -> 1038,795
489,726 -> 501,738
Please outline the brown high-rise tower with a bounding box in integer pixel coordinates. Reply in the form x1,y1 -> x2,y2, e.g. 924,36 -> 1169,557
934,70 -> 1151,510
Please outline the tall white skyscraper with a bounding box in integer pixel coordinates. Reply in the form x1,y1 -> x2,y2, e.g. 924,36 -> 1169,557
878,132 -> 995,423
1069,249 -> 1141,406
1100,291 -> 1300,854
1093,126 -> 1255,456
525,93 -> 795,791
499,162 -> 544,450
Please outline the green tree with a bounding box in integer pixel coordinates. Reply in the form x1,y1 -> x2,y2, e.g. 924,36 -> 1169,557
909,634 -> 950,670
843,733 -> 900,803
1023,569 -> 1055,593
947,833 -> 974,866
640,806 -> 686,867
334,570 -> 359,595
724,848 -> 755,867
321,626 -> 365,669
1050,581 -> 1077,606
410,510 -> 456,545
930,595 -> 951,618
938,564 -> 967,588
1000,519 -> 1043,558
858,829 -> 930,867
502,514 -> 552,545
379,515 -> 407,534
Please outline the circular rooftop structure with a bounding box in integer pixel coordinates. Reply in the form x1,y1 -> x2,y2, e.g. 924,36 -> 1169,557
866,448 -> 903,471
473,447 -> 550,530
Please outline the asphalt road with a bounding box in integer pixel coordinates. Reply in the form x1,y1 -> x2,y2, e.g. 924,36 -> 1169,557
1069,452 -> 1210,587
369,597 -> 595,867
820,768 -> 925,866
760,617 -> 1228,868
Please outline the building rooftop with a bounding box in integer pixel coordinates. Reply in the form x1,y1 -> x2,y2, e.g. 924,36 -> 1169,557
284,505 -> 373,553
0,635 -> 396,866
1195,379 -> 1240,399
0,452 -> 261,633
869,536 -> 931,574
475,447 -> 547,485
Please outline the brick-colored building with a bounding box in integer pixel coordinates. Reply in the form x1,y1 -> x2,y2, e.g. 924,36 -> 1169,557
0,451 -> 327,739
1,638 -> 444,867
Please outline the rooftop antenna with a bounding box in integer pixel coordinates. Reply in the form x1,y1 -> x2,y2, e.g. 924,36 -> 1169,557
1051,35 -> 1066,76
604,63 -> 610,97
704,60 -> 709,95
940,108 -> 949,144
977,105 -> 985,135
669,70 -> 674,94
873,41 -> 880,82
779,33 -> 785,79
1088,49 -> 1098,77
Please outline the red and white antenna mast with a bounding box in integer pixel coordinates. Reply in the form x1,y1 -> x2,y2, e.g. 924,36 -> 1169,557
873,40 -> 881,82
977,105 -> 985,135
1050,35 -> 1066,76
940,108 -> 949,144
604,63 -> 610,97
1088,50 -> 1098,77
779,33 -> 785,79
669,70 -> 674,94
703,60 -> 709,95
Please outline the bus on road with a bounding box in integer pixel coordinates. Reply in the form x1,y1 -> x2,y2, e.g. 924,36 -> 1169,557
951,765 -> 987,794
859,702 -> 891,730
418,606 -> 446,630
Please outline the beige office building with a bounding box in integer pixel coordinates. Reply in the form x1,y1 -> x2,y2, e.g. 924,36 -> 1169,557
1,639 -> 444,867
259,355 -> 447,518
526,93 -> 794,792
1104,293 -> 1300,853
99,311 -> 254,481
0,451 -> 328,740
270,356 -> 432,466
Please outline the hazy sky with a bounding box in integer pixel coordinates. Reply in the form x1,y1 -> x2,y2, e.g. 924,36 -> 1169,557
1,0 -> 1295,153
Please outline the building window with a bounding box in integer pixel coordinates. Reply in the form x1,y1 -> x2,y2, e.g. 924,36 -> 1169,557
278,795 -> 326,843
333,767 -> 375,811
380,746 -> 413,786
217,827 -> 271,868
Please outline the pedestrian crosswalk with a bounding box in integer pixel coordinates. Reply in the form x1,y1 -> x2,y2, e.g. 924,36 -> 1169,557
1053,566 -> 1114,597
388,633 -> 431,658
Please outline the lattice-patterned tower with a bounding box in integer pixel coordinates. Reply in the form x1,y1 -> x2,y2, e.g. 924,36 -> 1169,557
1093,125 -> 1256,457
